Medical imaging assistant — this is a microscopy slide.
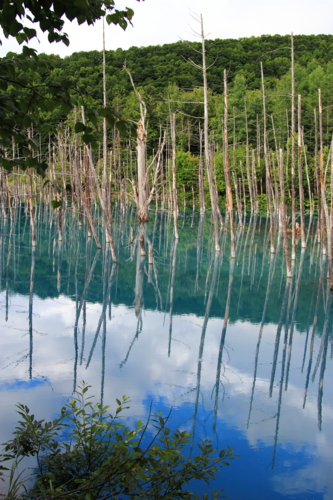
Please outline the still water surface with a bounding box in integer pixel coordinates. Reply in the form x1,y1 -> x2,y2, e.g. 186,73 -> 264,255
0,204 -> 332,499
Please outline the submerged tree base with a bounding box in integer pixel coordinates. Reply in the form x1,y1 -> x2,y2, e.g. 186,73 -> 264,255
136,209 -> 149,223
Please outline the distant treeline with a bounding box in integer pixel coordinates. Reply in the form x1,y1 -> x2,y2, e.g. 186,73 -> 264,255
40,34 -> 333,146
47,34 -> 333,99
13,34 -> 333,208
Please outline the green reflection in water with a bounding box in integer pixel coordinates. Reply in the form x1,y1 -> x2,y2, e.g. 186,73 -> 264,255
0,203 -> 332,500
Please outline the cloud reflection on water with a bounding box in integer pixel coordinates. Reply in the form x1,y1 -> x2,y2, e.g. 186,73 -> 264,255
1,290 -> 332,499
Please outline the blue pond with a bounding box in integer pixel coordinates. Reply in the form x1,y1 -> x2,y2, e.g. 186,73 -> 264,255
0,204 -> 332,499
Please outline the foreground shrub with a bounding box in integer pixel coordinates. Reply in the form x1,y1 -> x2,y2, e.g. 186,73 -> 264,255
0,382 -> 236,500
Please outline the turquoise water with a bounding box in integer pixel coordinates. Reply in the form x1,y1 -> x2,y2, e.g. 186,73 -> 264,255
0,204 -> 332,499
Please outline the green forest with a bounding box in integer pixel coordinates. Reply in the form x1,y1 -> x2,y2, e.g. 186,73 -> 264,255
2,33 -> 333,232
12,33 -> 328,206
42,33 -> 333,146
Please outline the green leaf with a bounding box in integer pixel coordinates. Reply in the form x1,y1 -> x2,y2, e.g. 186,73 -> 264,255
75,122 -> 86,133
16,33 -> 26,45
0,80 -> 8,91
116,120 -> 128,136
27,138 -> 39,150
51,200 -> 62,209
23,27 -> 37,40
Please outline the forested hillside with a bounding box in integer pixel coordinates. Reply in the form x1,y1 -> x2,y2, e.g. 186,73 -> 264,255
4,34 -> 333,213
41,34 -> 333,151
50,34 -> 333,99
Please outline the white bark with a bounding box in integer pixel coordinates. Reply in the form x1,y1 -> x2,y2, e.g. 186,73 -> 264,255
170,113 -> 179,239
201,15 -> 220,252
124,66 -> 149,222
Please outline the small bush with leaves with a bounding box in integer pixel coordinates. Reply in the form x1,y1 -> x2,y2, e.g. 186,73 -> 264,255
0,382 -> 236,500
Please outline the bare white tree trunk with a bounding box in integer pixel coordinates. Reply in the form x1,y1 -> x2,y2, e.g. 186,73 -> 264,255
279,149 -> 292,278
261,62 -> 275,254
170,113 -> 179,239
297,95 -> 306,248
124,66 -> 149,222
318,90 -> 332,283
223,69 -> 236,258
198,124 -> 205,214
244,100 -> 253,213
291,33 -> 296,260
74,109 -> 101,248
28,195 -> 36,247
86,147 -> 117,261
252,149 -> 259,214
136,118 -> 149,222
102,19 -> 110,243
200,15 -> 220,252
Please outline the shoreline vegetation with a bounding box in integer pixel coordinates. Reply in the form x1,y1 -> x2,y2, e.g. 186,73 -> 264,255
0,383 -> 236,500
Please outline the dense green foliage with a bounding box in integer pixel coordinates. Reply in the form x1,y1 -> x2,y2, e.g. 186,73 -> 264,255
13,33 -> 330,206
45,34 -> 333,147
0,0 -> 137,47
2,31 -> 333,205
0,383 -> 236,500
0,0 -> 142,173
52,34 -> 333,98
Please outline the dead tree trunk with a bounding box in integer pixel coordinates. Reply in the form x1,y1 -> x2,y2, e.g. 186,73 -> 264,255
74,108 -> 101,249
245,100 -> 253,213
279,149 -> 292,278
124,66 -> 149,222
170,113 -> 179,239
223,69 -> 236,258
261,62 -> 275,254
318,90 -> 333,284
297,95 -> 306,248
86,148 -> 117,261
291,33 -> 296,260
102,19 -> 110,243
136,118 -> 148,222
200,15 -> 220,252
198,124 -> 205,214
252,149 -> 259,214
